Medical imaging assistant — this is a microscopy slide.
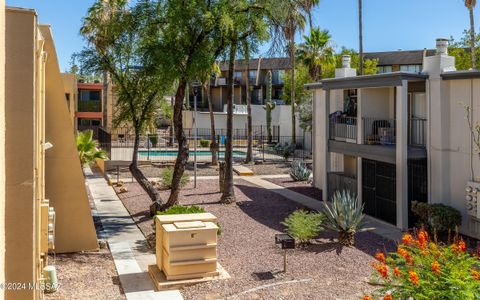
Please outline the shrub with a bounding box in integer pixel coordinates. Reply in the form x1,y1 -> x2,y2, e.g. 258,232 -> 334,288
290,160 -> 311,181
160,167 -> 189,189
322,190 -> 370,246
199,139 -> 210,147
76,130 -> 107,165
411,201 -> 462,233
367,230 -> 480,300
148,134 -> 158,148
273,143 -> 296,160
281,209 -> 323,245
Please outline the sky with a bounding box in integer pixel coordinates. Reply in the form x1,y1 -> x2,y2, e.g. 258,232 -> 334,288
5,0 -> 478,71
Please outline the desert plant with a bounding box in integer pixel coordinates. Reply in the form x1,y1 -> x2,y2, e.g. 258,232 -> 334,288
148,134 -> 158,148
263,70 -> 276,143
273,143 -> 296,161
281,209 -> 323,245
411,201 -> 462,233
156,205 -> 206,215
76,130 -> 107,165
199,139 -> 210,147
160,167 -> 189,189
290,160 -> 311,181
322,190 -> 369,246
367,229 -> 480,300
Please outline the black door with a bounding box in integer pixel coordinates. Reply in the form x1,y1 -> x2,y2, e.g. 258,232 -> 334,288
362,159 -> 397,225
408,158 -> 428,227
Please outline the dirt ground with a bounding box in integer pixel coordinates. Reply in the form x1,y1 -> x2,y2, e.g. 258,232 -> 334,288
264,177 -> 322,201
114,179 -> 395,300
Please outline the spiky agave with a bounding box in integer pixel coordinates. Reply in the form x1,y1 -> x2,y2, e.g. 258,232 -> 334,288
322,190 -> 370,246
290,160 -> 311,181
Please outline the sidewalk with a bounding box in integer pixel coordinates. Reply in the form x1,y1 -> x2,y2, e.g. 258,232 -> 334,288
241,176 -> 403,241
85,167 -> 183,300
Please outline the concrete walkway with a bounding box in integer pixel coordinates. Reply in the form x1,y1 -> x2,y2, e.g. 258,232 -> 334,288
241,176 -> 403,241
85,167 -> 183,300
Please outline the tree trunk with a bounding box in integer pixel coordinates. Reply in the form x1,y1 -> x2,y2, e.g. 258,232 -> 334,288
245,41 -> 253,164
168,96 -> 174,147
290,19 -> 296,145
221,39 -> 237,204
358,0 -> 364,75
469,7 -> 477,69
165,79 -> 189,208
129,128 -> 163,216
207,81 -> 219,166
102,71 -> 109,130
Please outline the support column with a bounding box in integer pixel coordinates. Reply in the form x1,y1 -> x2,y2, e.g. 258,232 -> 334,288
314,89 -> 330,202
396,80 -> 409,229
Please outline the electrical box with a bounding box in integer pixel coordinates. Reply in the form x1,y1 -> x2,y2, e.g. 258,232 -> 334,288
466,181 -> 480,219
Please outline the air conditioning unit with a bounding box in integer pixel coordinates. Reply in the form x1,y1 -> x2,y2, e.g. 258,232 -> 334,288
466,181 -> 480,218
217,78 -> 226,86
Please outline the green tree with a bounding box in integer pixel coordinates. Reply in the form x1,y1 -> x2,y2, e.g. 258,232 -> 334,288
450,31 -> 480,70
76,130 -> 107,165
321,48 -> 378,78
465,0 -> 477,69
264,70 -> 276,143
297,26 -> 335,80
358,0 -> 364,75
79,0 -> 172,214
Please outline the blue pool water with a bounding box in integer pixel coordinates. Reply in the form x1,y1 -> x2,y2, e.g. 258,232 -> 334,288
139,150 -> 246,157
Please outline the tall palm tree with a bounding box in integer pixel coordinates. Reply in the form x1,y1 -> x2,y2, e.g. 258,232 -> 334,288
302,0 -> 320,31
358,0 -> 364,75
465,0 -> 477,69
297,27 -> 335,81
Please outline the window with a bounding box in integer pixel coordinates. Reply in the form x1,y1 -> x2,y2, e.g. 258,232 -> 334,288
272,70 -> 285,84
248,70 -> 257,84
233,71 -> 242,80
78,118 -> 101,126
377,66 -> 393,74
79,90 -> 101,101
400,65 -> 422,73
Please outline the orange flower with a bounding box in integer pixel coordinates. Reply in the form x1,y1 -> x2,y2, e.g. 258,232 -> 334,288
402,233 -> 414,245
393,267 -> 400,277
383,294 -> 393,300
452,243 -> 459,253
472,269 -> 480,280
363,295 -> 372,300
417,230 -> 429,249
375,252 -> 386,263
373,263 -> 389,278
458,239 -> 467,253
409,270 -> 419,286
398,247 -> 413,265
431,261 -> 441,275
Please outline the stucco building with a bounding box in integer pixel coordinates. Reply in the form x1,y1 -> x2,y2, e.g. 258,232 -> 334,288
307,39 -> 480,238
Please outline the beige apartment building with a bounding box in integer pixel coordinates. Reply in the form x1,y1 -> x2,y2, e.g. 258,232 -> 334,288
0,5 -> 98,300
308,39 -> 480,238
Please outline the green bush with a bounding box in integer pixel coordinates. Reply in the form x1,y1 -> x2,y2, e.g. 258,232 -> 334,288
156,205 -> 221,235
160,167 -> 189,189
148,134 -> 158,148
411,201 -> 462,233
290,160 -> 311,181
281,209 -> 323,245
199,139 -> 210,147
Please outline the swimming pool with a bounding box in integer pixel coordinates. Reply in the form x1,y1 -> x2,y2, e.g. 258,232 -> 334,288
138,150 -> 246,157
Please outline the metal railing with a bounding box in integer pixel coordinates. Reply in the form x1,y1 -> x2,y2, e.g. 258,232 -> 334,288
327,172 -> 357,201
77,100 -> 102,112
409,118 -> 427,147
363,117 -> 396,145
329,116 -> 357,142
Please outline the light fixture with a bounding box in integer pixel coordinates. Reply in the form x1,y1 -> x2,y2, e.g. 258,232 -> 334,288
44,142 -> 53,151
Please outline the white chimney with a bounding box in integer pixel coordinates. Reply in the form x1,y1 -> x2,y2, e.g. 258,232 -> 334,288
436,38 -> 449,56
342,55 -> 351,68
335,55 -> 356,78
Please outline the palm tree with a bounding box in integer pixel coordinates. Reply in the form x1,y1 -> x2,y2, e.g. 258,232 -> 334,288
465,0 -> 477,69
302,0 -> 320,30
76,130 -> 107,165
244,41 -> 253,164
358,0 -> 364,75
204,63 -> 221,166
297,27 -> 335,81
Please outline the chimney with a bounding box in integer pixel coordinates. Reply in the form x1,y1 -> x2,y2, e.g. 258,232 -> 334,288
335,55 -> 356,78
436,38 -> 449,56
342,55 -> 351,69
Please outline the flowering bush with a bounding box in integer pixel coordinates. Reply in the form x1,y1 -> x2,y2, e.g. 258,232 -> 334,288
366,229 -> 480,299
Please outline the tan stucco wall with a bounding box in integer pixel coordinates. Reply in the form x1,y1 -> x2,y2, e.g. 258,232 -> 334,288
5,8 -> 37,299
0,2 -> 5,300
40,25 -> 98,253
61,73 -> 77,124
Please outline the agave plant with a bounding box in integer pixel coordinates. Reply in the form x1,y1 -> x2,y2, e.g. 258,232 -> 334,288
76,130 -> 107,165
290,160 -> 311,181
322,190 -> 370,246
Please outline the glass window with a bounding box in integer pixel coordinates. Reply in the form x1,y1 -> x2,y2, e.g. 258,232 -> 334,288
272,70 -> 285,84
400,65 -> 422,73
233,71 -> 242,80
248,70 -> 257,81
377,66 -> 393,74
80,90 -> 101,101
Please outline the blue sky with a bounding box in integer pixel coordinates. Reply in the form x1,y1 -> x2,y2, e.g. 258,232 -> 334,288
5,0 -> 477,71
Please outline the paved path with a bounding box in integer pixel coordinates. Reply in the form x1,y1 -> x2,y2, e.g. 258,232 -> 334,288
85,167 -> 183,300
241,177 -> 403,241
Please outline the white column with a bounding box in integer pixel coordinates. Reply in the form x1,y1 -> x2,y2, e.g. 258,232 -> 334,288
357,89 -> 363,144
396,81 -> 409,229
313,89 -> 330,201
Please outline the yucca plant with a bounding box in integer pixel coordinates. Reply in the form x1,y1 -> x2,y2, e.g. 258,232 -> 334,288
76,130 -> 107,165
322,190 -> 370,246
290,160 -> 311,181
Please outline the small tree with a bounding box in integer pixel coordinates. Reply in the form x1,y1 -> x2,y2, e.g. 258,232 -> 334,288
76,130 -> 107,165
264,70 -> 276,143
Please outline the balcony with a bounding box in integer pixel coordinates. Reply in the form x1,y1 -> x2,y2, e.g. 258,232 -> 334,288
329,116 -> 357,143
363,118 -> 396,145
78,100 -> 102,112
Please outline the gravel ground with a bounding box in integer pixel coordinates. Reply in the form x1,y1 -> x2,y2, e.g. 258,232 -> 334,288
264,177 -> 322,201
44,249 -> 125,300
114,179 -> 395,300
107,162 -> 293,179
